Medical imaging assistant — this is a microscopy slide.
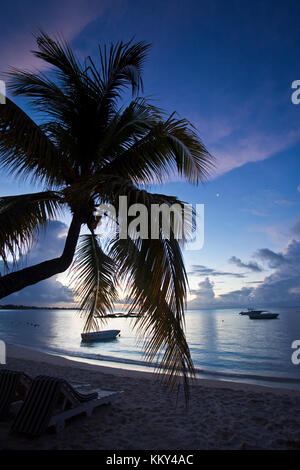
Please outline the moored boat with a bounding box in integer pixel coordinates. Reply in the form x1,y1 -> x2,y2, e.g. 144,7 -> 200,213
81,329 -> 121,342
239,309 -> 264,316
248,312 -> 279,319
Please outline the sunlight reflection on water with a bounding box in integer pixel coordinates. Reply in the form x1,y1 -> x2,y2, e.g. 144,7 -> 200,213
1,306 -> 300,387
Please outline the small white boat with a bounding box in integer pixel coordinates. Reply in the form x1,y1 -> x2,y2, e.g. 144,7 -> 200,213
81,330 -> 121,342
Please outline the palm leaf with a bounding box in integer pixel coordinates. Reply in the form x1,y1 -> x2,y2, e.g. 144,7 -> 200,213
0,97 -> 72,186
86,39 -> 150,110
7,34 -> 151,176
91,98 -> 161,168
102,107 -> 214,184
70,234 -> 118,332
0,191 -> 63,268
105,187 -> 195,398
109,235 -> 194,400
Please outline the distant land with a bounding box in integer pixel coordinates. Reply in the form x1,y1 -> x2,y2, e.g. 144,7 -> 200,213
0,304 -> 77,310
0,305 -> 140,317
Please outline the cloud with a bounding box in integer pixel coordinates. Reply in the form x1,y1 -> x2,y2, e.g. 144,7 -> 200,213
189,278 -> 253,309
22,221 -> 68,265
274,199 -> 295,206
255,248 -> 287,269
189,239 -> 300,308
245,280 -> 263,284
188,82 -> 300,179
297,185 -> 300,192
190,277 -> 216,305
250,239 -> 300,306
291,215 -> 300,238
1,277 -> 74,306
0,221 -> 74,306
211,128 -> 300,177
0,0 -> 107,73
242,208 -> 268,217
188,264 -> 245,278
250,222 -> 290,246
229,256 -> 263,272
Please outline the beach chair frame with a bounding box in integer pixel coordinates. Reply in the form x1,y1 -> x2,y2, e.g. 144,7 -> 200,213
11,375 -> 122,436
48,388 -> 122,432
0,369 -> 32,418
0,369 -> 95,418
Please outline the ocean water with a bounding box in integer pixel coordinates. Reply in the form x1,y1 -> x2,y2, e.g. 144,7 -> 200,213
1,307 -> 300,389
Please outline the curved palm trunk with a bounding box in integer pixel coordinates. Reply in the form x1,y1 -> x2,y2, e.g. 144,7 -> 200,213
0,212 -> 83,299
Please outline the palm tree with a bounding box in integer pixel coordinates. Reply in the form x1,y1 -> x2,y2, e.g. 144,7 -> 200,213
0,32 -> 213,394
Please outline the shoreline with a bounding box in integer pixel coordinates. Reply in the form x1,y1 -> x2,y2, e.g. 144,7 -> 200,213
1,343 -> 300,449
5,342 -> 300,396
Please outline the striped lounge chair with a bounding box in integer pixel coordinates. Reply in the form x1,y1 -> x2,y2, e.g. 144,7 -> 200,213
0,369 -> 32,419
11,375 -> 121,436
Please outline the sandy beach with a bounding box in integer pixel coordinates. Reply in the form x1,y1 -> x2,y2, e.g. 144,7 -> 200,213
0,344 -> 299,450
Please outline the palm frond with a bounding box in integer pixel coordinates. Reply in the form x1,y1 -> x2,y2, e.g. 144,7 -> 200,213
103,108 -> 214,184
105,187 -> 195,399
70,234 -> 118,332
90,98 -> 160,168
87,39 -> 150,108
33,30 -> 83,83
109,235 -> 194,400
0,191 -> 63,268
6,34 -> 150,175
7,31 -> 86,124
0,97 -> 72,186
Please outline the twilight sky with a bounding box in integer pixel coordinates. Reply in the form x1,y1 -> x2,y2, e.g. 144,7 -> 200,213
0,0 -> 300,307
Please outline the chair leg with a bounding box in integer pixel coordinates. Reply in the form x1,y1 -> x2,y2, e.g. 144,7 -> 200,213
85,407 -> 94,417
55,421 -> 65,433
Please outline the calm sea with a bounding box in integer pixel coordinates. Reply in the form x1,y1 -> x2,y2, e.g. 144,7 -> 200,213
1,307 -> 300,389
